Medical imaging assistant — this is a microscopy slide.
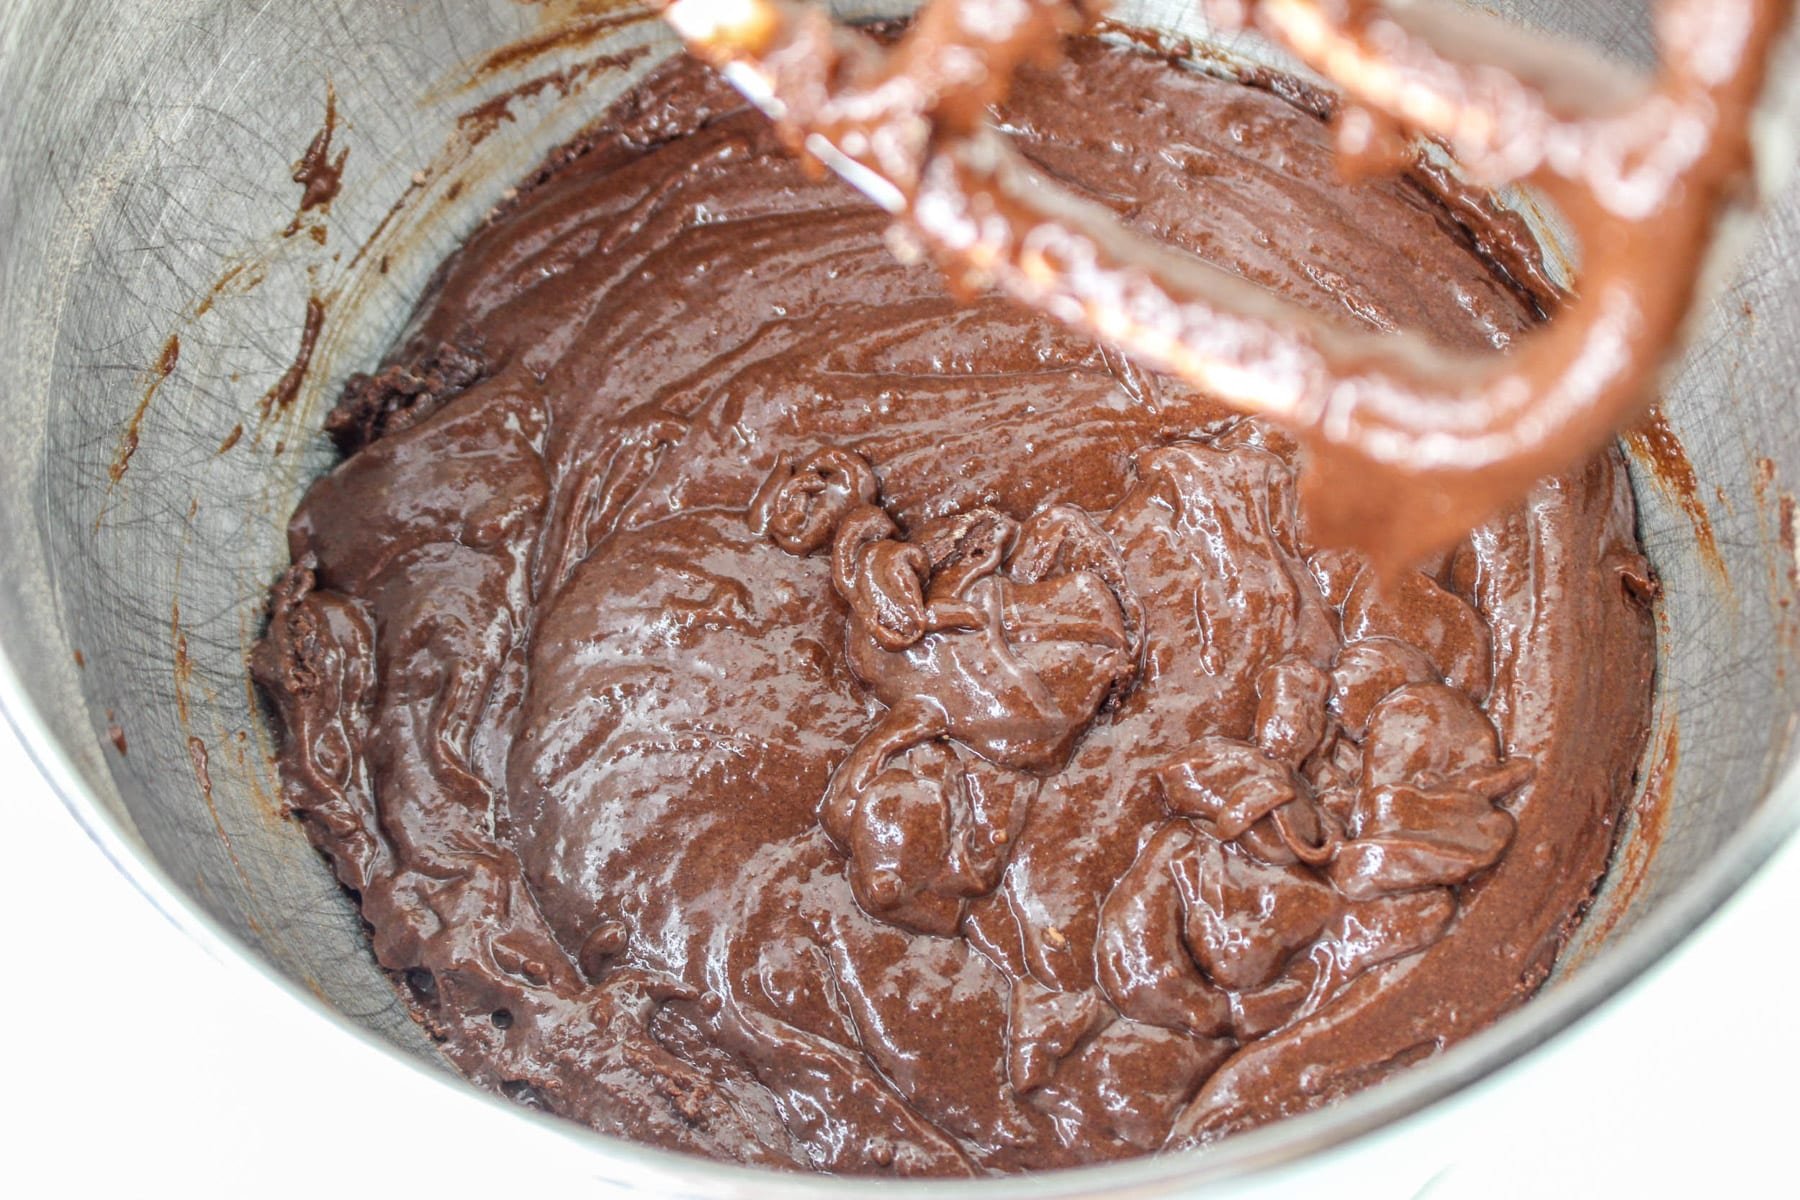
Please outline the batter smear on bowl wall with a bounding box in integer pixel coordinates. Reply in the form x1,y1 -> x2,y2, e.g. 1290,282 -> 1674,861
254,26 -> 1660,1175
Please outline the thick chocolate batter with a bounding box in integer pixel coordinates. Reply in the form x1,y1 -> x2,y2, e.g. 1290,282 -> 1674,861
256,39 -> 1654,1174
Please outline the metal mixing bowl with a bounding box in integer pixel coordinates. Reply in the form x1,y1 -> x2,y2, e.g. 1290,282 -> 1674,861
3,1 -> 1798,1193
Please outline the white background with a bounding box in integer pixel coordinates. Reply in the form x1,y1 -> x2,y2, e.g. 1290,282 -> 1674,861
1,710 -> 1793,1199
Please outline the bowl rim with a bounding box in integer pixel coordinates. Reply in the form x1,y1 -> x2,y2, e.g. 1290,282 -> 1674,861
5,622 -> 1798,1196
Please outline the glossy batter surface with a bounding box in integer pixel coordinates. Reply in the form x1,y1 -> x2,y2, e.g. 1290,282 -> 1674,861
255,41 -> 1655,1174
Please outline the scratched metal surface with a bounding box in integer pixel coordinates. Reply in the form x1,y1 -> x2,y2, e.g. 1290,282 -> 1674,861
1,0 -> 1798,1192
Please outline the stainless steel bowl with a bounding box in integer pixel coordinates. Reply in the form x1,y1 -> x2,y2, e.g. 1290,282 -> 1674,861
3,1 -> 1798,1193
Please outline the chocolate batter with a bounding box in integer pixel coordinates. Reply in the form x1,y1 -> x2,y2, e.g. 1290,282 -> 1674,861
256,37 -> 1654,1174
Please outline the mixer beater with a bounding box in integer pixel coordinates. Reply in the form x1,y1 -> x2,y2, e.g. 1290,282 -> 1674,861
660,0 -> 1792,564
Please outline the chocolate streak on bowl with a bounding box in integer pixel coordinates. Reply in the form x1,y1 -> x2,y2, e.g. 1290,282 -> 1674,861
1624,405 -> 1725,584
285,84 -> 348,239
